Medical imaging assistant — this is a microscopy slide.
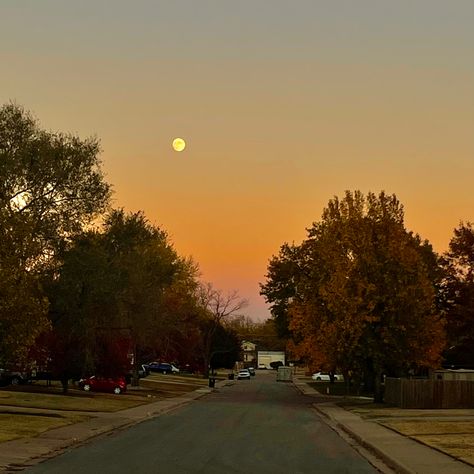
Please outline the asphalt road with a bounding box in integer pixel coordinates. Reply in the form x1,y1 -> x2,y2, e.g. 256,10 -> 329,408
26,371 -> 377,473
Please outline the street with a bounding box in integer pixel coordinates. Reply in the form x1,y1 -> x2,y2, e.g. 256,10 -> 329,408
26,371 -> 377,473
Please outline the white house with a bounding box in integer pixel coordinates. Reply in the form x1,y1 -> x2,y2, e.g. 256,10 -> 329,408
241,341 -> 256,363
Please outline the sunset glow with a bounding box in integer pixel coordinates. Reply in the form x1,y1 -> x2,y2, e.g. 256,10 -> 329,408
1,2 -> 473,321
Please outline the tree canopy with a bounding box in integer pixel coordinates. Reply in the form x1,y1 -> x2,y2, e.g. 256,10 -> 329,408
262,191 -> 445,402
45,210 -> 188,388
0,103 -> 110,364
441,222 -> 474,368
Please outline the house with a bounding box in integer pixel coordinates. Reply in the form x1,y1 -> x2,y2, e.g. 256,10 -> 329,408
241,341 -> 257,364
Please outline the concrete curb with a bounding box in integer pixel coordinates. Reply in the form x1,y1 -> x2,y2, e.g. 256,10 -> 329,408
312,403 -> 412,474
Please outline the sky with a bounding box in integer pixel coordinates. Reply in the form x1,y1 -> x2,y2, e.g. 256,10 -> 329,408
1,1 -> 473,321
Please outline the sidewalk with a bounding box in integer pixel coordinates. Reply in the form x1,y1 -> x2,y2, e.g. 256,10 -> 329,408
294,377 -> 474,474
0,380 -> 229,472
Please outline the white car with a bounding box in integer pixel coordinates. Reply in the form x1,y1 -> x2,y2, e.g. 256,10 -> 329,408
237,369 -> 251,380
311,372 -> 343,381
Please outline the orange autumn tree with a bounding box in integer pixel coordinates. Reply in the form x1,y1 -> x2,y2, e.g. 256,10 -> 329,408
262,191 -> 445,402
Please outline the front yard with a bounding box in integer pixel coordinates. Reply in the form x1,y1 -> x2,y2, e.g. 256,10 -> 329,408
0,373 -> 206,443
341,401 -> 474,467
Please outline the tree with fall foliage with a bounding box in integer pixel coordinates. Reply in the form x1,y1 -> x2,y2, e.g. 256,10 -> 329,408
262,191 -> 445,402
440,222 -> 474,368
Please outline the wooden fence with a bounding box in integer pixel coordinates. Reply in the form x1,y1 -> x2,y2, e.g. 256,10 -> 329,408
384,378 -> 474,408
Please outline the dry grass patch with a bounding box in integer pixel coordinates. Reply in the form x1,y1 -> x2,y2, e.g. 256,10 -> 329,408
0,390 -> 147,412
382,420 -> 474,436
344,404 -> 474,420
0,413 -> 89,443
413,435 -> 474,465
140,375 -> 206,394
381,420 -> 474,466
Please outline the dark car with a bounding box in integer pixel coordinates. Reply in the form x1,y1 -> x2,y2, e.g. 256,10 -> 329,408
146,362 -> 179,374
78,376 -> 127,394
0,368 -> 28,386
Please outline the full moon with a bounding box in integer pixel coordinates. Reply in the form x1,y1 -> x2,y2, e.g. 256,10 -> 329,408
172,137 -> 186,152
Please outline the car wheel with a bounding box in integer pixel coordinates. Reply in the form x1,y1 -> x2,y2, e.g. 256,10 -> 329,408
316,377 -> 321,381
113,387 -> 122,395
83,384 -> 91,391
11,376 -> 21,385
162,370 -> 167,375
334,376 -> 338,381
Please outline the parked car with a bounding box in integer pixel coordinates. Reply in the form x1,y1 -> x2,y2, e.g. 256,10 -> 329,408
237,369 -> 251,380
311,372 -> 343,381
78,376 -> 127,394
0,368 -> 28,386
270,361 -> 284,370
146,362 -> 180,375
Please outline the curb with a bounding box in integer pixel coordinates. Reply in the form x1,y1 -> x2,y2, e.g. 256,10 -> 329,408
292,380 -> 402,473
293,379 -> 474,474
312,403 -> 412,474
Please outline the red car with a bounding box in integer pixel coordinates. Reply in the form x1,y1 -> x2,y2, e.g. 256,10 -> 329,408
79,376 -> 127,394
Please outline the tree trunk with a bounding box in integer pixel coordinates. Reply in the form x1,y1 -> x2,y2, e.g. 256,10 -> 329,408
60,376 -> 69,394
131,342 -> 140,387
373,365 -> 384,403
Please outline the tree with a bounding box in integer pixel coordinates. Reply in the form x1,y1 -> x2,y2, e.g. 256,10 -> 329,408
227,316 -> 286,352
440,222 -> 474,368
197,283 -> 248,376
45,209 -> 187,391
260,243 -> 300,339
0,103 -> 110,268
262,191 -> 445,402
0,103 -> 110,365
208,323 -> 241,370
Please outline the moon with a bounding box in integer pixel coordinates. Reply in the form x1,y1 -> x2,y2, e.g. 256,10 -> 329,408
172,137 -> 186,152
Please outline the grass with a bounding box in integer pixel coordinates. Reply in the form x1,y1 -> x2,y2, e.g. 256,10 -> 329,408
0,412 -> 89,443
139,376 -> 208,396
381,419 -> 474,466
0,374 -> 208,444
0,388 -> 148,412
337,399 -> 474,466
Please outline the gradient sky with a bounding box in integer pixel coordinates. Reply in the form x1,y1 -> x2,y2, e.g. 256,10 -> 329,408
1,1 -> 473,320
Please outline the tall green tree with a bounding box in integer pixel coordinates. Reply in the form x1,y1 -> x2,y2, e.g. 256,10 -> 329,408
46,209 -> 187,390
0,103 -> 110,364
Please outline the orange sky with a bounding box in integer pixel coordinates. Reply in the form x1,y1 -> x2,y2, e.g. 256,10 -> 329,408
1,2 -> 473,320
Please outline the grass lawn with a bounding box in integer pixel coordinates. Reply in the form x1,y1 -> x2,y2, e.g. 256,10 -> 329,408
140,373 -> 209,395
0,375 -> 207,444
0,388 -> 148,412
337,400 -> 474,467
0,412 -> 89,443
381,419 -> 474,466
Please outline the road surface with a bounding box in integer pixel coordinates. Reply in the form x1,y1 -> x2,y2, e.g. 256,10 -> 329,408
26,371 -> 378,473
